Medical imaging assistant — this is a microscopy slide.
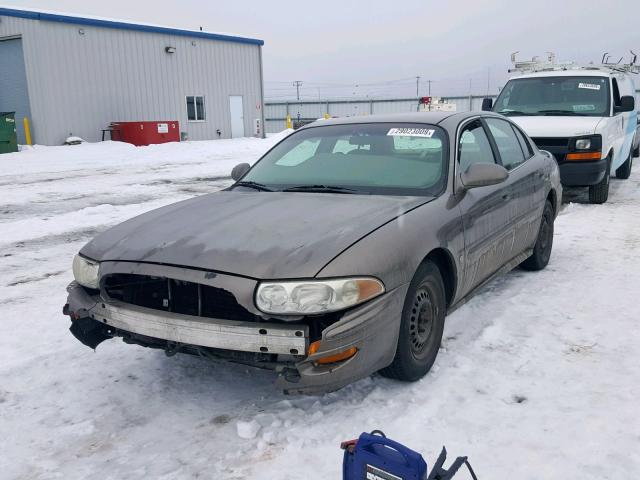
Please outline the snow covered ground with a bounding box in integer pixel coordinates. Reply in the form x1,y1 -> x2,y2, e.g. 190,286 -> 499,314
1,136 -> 639,479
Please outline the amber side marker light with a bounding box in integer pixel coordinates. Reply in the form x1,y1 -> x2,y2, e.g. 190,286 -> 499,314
566,152 -> 601,161
308,340 -> 358,365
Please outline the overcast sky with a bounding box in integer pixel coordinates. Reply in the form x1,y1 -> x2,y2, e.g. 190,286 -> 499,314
3,0 -> 639,99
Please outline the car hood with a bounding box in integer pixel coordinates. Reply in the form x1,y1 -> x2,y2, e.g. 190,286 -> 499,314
81,191 -> 431,279
509,116 -> 604,138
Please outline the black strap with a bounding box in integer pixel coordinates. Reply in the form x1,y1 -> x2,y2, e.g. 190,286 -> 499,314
369,430 -> 387,438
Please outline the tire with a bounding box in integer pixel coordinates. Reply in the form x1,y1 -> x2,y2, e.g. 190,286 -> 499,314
380,261 -> 446,382
588,157 -> 611,204
520,200 -> 554,271
615,151 -> 633,179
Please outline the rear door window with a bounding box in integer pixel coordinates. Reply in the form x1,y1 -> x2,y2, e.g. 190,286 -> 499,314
511,124 -> 534,158
485,118 -> 526,170
458,120 -> 497,172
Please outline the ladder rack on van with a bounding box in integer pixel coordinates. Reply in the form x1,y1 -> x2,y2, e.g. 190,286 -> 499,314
508,51 -> 640,75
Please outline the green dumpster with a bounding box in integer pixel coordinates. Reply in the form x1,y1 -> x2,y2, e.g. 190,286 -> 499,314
0,112 -> 19,154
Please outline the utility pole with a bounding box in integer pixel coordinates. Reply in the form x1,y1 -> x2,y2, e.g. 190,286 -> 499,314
427,79 -> 432,97
416,76 -> 421,98
486,67 -> 490,95
293,80 -> 303,101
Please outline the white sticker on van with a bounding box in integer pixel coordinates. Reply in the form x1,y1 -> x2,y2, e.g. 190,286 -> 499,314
578,83 -> 601,91
387,128 -> 435,138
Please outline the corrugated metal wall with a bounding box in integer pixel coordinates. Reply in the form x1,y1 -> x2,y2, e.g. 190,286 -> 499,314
0,15 -> 264,145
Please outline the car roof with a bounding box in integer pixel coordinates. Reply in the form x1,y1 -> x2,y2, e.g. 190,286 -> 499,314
299,111 -> 482,129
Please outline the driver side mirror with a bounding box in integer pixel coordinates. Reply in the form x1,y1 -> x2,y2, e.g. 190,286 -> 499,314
614,95 -> 635,114
460,163 -> 508,189
231,162 -> 250,181
481,98 -> 493,111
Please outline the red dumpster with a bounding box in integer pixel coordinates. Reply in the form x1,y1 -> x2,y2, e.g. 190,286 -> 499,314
111,121 -> 180,146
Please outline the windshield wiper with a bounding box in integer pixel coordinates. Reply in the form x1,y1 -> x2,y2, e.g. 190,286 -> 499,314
497,110 -> 537,116
281,184 -> 361,194
234,180 -> 273,192
537,109 -> 588,116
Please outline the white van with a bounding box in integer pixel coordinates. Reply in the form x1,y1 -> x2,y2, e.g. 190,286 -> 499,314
486,58 -> 639,203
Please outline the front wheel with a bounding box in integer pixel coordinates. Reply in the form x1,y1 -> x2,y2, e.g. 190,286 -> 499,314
520,200 -> 554,271
380,261 -> 446,382
588,157 -> 611,204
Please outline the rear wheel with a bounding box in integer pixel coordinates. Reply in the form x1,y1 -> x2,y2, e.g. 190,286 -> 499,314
588,157 -> 611,204
521,200 -> 554,271
615,150 -> 633,180
380,261 -> 446,382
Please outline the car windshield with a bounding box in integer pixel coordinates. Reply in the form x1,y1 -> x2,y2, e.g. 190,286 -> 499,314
494,76 -> 610,117
239,123 -> 447,196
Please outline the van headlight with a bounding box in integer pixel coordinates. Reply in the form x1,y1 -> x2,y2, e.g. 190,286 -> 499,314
72,254 -> 100,289
575,138 -> 591,150
256,277 -> 385,315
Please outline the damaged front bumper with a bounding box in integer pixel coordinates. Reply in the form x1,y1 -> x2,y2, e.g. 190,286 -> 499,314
64,273 -> 406,394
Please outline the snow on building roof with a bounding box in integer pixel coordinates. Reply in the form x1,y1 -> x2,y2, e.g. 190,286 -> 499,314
0,5 -> 264,46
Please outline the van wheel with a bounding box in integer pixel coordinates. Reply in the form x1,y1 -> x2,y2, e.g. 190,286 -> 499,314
615,151 -> 633,179
380,261 -> 446,382
588,157 -> 611,204
520,200 -> 554,271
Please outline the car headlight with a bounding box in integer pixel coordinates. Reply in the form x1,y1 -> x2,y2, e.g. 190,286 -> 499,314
72,254 -> 100,289
256,277 -> 385,315
575,138 -> 591,150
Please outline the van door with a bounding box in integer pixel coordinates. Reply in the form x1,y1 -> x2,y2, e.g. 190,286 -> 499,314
610,77 -> 634,170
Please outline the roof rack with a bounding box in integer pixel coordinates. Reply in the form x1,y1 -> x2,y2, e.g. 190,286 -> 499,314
508,51 -> 639,75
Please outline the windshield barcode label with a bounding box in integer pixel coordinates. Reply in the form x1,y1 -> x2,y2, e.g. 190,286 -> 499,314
387,128 -> 434,138
578,83 -> 601,90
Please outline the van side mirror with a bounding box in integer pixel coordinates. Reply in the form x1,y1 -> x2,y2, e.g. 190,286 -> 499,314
615,96 -> 635,114
481,98 -> 493,111
231,162 -> 250,181
460,163 -> 508,189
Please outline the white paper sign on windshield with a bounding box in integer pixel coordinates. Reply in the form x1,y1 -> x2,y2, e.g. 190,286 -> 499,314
387,128 -> 435,138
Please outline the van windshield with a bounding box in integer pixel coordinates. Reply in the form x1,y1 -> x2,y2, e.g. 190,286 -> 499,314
494,76 -> 610,117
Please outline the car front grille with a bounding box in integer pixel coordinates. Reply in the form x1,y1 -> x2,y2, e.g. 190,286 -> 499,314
102,274 -> 258,322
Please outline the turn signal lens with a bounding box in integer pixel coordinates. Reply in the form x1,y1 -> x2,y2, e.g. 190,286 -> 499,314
308,340 -> 321,355
316,347 -> 358,365
308,341 -> 358,365
566,152 -> 601,161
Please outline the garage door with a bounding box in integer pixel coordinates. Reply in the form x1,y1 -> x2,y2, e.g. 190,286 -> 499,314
0,37 -> 31,145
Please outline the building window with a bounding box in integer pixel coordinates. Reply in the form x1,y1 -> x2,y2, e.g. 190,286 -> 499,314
186,95 -> 206,121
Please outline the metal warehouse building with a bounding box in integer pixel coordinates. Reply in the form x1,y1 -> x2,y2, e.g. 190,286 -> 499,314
0,7 -> 265,145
